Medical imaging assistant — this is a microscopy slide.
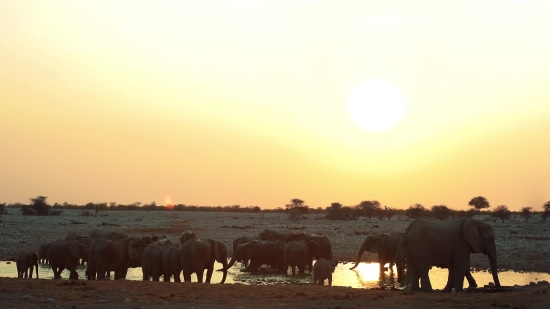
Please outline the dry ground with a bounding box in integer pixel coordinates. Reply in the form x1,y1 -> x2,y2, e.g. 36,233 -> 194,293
0,277 -> 549,309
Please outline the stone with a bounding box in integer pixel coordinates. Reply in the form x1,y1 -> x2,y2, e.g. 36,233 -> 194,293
98,299 -> 107,303
124,298 -> 131,303
46,298 -> 54,303
22,294 -> 31,300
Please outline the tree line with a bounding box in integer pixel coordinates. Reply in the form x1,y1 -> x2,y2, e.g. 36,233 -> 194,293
1,196 -> 549,223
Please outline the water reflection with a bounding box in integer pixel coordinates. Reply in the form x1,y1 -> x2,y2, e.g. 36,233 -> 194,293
1,261 -> 549,290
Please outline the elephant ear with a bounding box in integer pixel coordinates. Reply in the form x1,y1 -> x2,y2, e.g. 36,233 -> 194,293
463,219 -> 482,253
69,242 -> 80,259
368,237 -> 385,253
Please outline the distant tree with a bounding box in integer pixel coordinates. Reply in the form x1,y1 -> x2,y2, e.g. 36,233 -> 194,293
356,200 -> 381,220
491,205 -> 512,223
285,198 -> 309,214
28,196 -> 51,216
543,201 -> 550,213
520,207 -> 532,223
468,196 -> 490,211
0,203 -> 6,221
542,211 -> 550,222
406,203 -> 427,219
430,205 -> 453,220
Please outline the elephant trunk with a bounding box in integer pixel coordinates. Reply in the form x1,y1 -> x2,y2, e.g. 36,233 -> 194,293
220,258 -> 228,284
349,247 -> 366,270
488,253 -> 500,287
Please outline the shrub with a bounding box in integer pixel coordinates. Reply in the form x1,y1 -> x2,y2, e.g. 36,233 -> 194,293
431,205 -> 453,220
491,205 -> 512,223
520,207 -> 532,223
288,208 -> 307,221
406,203 -> 427,219
80,210 -> 94,217
356,200 -> 381,220
29,196 -> 50,216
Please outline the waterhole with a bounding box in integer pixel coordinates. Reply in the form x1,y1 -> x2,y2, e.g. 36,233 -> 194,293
2,261 -> 548,289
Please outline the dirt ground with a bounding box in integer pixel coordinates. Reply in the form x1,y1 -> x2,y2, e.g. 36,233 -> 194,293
1,277 -> 549,309
1,209 -> 550,308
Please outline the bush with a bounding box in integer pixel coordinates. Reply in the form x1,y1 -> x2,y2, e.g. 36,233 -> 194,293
356,200 -> 381,220
431,205 -> 453,220
80,210 -> 94,217
491,205 -> 512,223
520,207 -> 532,223
49,209 -> 63,216
406,203 -> 427,219
288,209 -> 307,221
28,196 -> 50,216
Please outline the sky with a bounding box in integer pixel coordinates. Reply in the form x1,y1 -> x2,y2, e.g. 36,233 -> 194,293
1,0 -> 549,211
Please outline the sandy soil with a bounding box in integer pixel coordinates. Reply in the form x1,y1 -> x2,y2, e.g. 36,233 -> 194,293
2,209 -> 550,308
1,277 -> 549,309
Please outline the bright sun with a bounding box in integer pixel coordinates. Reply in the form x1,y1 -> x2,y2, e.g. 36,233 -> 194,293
348,79 -> 407,132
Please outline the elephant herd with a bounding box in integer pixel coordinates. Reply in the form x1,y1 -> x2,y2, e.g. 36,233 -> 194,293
16,217 -> 502,292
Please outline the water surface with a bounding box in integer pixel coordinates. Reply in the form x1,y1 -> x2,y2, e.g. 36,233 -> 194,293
2,261 -> 548,289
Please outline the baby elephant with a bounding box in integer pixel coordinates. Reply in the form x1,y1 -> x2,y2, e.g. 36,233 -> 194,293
16,251 -> 39,279
313,259 -> 338,286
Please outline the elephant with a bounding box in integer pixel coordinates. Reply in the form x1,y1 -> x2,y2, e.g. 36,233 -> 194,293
16,251 -> 39,279
313,259 -> 338,286
88,229 -> 128,241
47,240 -> 89,279
38,242 -> 52,264
350,233 -> 405,281
259,229 -> 295,242
283,240 -> 320,274
401,218 -> 500,292
224,240 -> 285,273
180,238 -> 228,283
232,236 -> 261,267
86,236 -> 145,280
285,233 -> 333,271
141,242 -> 166,281
180,230 -> 197,246
162,246 -> 182,282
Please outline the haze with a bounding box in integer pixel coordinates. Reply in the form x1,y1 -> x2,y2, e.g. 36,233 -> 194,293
1,0 -> 549,210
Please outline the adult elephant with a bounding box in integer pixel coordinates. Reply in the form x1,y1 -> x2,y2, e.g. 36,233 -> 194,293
224,240 -> 285,273
180,230 -> 197,246
141,242 -> 166,281
89,229 -> 128,241
232,236 -> 261,267
47,240 -> 89,279
180,238 -> 228,283
401,218 -> 500,292
259,229 -> 294,242
283,240 -> 320,274
87,237 -> 145,280
38,242 -> 53,264
162,246 -> 182,282
285,233 -> 333,271
350,233 -> 404,280
16,251 -> 39,279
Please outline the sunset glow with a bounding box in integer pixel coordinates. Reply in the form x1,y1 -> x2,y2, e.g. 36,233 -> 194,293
1,1 -> 550,210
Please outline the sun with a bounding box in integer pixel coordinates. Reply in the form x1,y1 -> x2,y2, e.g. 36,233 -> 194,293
348,79 -> 407,132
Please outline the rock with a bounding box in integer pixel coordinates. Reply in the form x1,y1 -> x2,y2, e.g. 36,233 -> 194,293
22,294 -> 31,300
98,299 -> 107,303
120,288 -> 127,292
124,298 -> 131,303
46,298 -> 54,303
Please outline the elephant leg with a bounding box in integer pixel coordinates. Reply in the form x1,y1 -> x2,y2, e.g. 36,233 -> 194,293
183,271 -> 191,282
409,266 -> 420,292
466,272 -> 477,288
174,272 -> 181,282
443,266 -> 455,292
329,276 -> 332,286
106,271 -> 111,277
197,271 -> 204,283
206,267 -> 213,284
69,270 -> 79,280
420,272 -> 433,292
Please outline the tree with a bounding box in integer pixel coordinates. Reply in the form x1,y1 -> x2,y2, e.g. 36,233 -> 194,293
543,201 -> 550,213
385,206 -> 397,221
285,198 -> 309,214
520,207 -> 532,223
430,205 -> 453,220
356,200 -> 381,220
491,205 -> 512,223
29,196 -> 50,216
468,196 -> 490,211
406,203 -> 427,219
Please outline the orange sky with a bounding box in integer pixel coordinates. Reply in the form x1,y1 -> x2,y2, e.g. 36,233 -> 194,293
1,1 -> 549,211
